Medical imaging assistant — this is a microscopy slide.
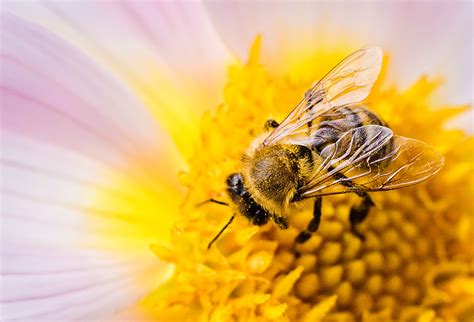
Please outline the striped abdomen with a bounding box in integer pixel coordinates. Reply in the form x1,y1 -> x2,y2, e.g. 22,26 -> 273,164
311,104 -> 388,152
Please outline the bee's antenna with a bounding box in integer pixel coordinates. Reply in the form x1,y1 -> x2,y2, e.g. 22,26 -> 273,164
196,198 -> 229,208
207,214 -> 235,250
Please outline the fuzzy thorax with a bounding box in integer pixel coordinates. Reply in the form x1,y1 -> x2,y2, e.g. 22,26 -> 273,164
242,144 -> 315,217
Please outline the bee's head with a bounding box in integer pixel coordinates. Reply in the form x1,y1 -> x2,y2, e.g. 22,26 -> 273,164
226,172 -> 245,198
225,172 -> 270,227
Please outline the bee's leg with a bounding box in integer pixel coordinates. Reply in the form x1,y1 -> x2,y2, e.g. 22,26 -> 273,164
264,119 -> 279,131
273,215 -> 289,230
295,197 -> 322,244
349,192 -> 374,241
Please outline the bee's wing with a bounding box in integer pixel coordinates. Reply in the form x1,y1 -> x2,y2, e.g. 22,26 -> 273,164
300,125 -> 445,197
264,46 -> 383,146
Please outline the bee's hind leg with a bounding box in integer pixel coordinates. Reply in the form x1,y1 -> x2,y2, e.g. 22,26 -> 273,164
295,197 -> 322,244
349,192 -> 374,241
264,119 -> 279,131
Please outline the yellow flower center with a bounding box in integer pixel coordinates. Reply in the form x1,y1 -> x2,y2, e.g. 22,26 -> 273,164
142,37 -> 473,321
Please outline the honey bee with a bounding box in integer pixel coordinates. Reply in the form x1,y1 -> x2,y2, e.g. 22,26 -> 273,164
206,46 -> 444,249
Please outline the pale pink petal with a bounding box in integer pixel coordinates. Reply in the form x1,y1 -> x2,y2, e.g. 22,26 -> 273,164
1,14 -> 179,320
4,1 -> 233,82
4,1 -> 236,148
1,12 -> 182,170
1,134 -> 175,321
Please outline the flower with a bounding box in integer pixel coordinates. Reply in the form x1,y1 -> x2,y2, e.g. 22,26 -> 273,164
1,2 -> 472,321
147,37 -> 473,322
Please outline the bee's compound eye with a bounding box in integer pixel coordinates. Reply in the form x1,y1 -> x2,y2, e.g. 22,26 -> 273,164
226,173 -> 243,187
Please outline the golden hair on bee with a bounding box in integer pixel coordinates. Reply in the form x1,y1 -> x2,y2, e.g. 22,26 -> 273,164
241,143 -> 316,217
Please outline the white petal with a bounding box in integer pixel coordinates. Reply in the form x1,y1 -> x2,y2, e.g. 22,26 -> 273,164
1,12 -> 182,168
1,133 -> 175,321
4,2 -> 236,154
1,14 -> 181,320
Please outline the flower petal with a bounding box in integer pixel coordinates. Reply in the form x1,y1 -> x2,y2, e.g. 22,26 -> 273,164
4,2 -> 236,155
1,12 -> 182,170
1,134 -> 174,320
1,14 -> 180,320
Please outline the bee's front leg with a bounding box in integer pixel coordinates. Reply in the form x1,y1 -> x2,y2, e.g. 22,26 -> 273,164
295,197 -> 322,244
264,119 -> 279,131
272,215 -> 288,230
349,192 -> 374,241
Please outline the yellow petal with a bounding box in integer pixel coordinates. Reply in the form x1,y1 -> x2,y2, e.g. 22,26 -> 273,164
302,295 -> 338,322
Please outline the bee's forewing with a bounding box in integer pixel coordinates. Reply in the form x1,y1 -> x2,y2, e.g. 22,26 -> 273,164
263,46 -> 383,146
319,46 -> 383,106
301,129 -> 445,197
354,136 -> 444,190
